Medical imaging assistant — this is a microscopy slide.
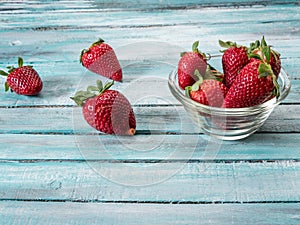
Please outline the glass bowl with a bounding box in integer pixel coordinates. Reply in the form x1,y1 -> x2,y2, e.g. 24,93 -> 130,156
168,63 -> 291,140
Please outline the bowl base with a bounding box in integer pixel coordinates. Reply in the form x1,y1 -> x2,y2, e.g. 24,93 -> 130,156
201,127 -> 257,141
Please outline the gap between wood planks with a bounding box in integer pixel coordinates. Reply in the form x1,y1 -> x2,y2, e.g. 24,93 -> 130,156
0,159 -> 299,164
0,198 -> 300,204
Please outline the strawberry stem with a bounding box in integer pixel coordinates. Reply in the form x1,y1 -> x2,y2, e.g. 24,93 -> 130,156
189,70 -> 204,92
18,57 -> 23,68
185,86 -> 192,98
204,64 -> 224,82
192,41 -> 199,53
102,81 -> 114,93
4,82 -> 9,92
92,38 -> 105,47
79,49 -> 87,64
262,45 -> 271,63
248,53 -> 262,61
258,63 -> 273,78
219,40 -> 237,49
261,36 -> 267,48
258,62 -> 280,98
219,39 -> 247,53
180,41 -> 209,60
272,78 -> 280,98
0,70 -> 8,76
249,40 -> 260,53
249,36 -> 280,64
96,80 -> 103,90
70,80 -> 114,106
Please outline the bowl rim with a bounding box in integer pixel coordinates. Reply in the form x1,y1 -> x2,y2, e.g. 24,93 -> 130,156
168,65 -> 291,114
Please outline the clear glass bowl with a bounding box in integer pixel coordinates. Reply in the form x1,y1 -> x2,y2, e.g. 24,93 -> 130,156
168,64 -> 291,140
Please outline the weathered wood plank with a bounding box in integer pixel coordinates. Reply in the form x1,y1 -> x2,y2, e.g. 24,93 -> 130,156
0,4 -> 298,108
0,1 -> 299,224
0,0 -> 299,13
1,4 -> 299,30
0,12 -> 298,47
0,161 -> 299,202
0,4 -> 299,63
0,105 -> 299,133
0,70 -> 298,107
0,201 -> 299,225
0,34 -> 299,67
1,133 -> 300,161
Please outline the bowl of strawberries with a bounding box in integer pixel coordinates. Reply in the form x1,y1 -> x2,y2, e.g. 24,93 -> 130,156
168,37 -> 291,140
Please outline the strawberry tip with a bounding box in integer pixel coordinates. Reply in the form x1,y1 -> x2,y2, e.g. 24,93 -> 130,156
128,128 -> 136,136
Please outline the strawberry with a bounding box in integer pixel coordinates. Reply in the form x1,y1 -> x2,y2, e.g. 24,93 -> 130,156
80,38 -> 122,81
186,70 -> 228,107
222,59 -> 280,108
177,41 -> 208,89
219,40 -> 249,88
71,80 -> 136,135
0,57 -> 43,95
249,36 -> 281,78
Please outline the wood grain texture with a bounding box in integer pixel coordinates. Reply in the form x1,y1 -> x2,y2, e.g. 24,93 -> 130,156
0,161 -> 299,202
0,105 -> 299,134
1,133 -> 300,161
0,76 -> 298,107
0,3 -> 299,63
0,0 -> 299,224
0,201 -> 299,225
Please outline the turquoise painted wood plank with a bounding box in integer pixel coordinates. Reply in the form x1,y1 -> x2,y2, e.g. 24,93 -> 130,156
0,33 -> 299,65
1,4 -> 299,29
0,43 -> 298,75
0,161 -> 299,202
0,0 -> 298,14
1,133 -> 300,161
0,1 -> 299,224
0,1 -> 298,223
0,4 -> 298,56
0,201 -> 299,225
0,3 -> 298,110
0,46 -> 298,74
0,105 -> 299,133
0,66 -> 299,106
0,11 -> 298,51
0,61 -> 177,106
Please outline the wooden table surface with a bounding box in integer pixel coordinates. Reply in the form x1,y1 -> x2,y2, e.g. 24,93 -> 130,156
0,0 -> 299,224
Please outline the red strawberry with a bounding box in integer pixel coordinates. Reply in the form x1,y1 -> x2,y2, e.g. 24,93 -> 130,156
80,38 -> 122,81
222,59 -> 280,108
177,41 -> 208,89
219,40 -> 249,88
71,80 -> 136,135
249,36 -> 281,77
186,70 -> 228,107
0,57 -> 43,95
